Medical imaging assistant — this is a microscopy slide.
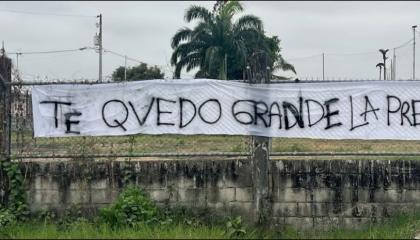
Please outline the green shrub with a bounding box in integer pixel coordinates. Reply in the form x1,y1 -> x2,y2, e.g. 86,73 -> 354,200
225,216 -> 246,238
0,208 -> 16,227
100,186 -> 160,228
0,160 -> 29,222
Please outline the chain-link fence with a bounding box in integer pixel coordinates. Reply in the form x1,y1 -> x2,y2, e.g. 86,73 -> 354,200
10,80 -> 252,161
6,78 -> 420,162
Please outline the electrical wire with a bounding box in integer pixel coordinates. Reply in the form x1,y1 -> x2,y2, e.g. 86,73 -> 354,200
5,46 -> 172,80
394,38 -> 413,50
0,8 -> 95,18
285,37 -> 414,62
103,48 -> 177,78
103,48 -> 165,69
285,53 -> 323,61
5,36 -> 412,79
327,50 -> 378,56
7,47 -> 89,55
103,48 -> 146,65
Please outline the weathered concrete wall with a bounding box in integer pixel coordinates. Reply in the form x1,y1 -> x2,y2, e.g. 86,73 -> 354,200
21,159 -> 420,228
23,160 -> 253,219
270,160 -> 420,229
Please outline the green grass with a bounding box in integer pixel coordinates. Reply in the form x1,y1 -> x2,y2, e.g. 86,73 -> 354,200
11,130 -> 420,161
2,212 -> 420,239
278,214 -> 420,239
12,132 -> 420,154
0,222 -> 229,239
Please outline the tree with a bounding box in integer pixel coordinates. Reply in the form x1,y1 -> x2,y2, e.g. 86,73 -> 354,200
378,49 -> 389,80
265,36 -> 296,79
376,62 -> 384,80
111,63 -> 164,82
171,0 -> 295,80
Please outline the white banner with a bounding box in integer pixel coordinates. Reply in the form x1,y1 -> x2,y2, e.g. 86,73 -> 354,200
32,79 -> 420,140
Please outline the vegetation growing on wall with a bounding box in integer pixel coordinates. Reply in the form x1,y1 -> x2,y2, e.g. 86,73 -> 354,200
100,186 -> 162,228
0,160 -> 28,227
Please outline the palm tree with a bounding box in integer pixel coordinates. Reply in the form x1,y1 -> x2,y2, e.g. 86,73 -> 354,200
379,49 -> 389,80
266,35 -> 296,79
171,1 -> 295,80
376,63 -> 384,80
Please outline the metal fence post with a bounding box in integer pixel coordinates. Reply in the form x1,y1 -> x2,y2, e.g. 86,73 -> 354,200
0,49 -> 12,205
0,52 -> 12,159
0,52 -> 11,155
247,52 -> 272,225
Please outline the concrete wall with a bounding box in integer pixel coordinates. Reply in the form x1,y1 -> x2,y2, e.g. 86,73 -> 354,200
21,159 -> 420,228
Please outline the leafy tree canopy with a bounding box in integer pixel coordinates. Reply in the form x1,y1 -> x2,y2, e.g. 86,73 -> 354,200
112,63 -> 164,82
171,0 -> 296,80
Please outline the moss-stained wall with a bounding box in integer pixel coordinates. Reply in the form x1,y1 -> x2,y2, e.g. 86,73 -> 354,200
21,159 -> 420,228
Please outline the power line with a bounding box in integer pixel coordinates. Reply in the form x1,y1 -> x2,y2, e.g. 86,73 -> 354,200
103,48 -> 165,68
394,38 -> 413,50
103,48 -> 176,78
103,48 -> 145,64
7,47 -> 89,55
327,50 -> 378,56
286,37 -> 414,62
0,8 -> 95,18
285,53 -> 323,61
5,46 -> 172,79
324,38 -> 413,55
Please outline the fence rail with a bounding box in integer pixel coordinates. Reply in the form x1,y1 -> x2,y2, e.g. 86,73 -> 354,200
6,78 -> 420,86
11,151 -> 420,160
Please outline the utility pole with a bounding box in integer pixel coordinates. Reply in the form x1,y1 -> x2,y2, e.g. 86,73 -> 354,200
393,48 -> 396,80
389,59 -> 393,80
97,14 -> 103,83
124,55 -> 127,81
15,53 -> 19,72
413,25 -> 417,80
14,52 -> 22,80
224,54 -> 227,80
322,53 -> 325,80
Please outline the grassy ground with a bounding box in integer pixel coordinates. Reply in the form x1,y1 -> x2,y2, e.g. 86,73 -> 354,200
12,132 -> 420,154
0,222 -> 228,239
1,212 -> 420,239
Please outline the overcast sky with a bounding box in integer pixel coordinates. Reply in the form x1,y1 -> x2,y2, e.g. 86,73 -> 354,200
1,1 -> 420,81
